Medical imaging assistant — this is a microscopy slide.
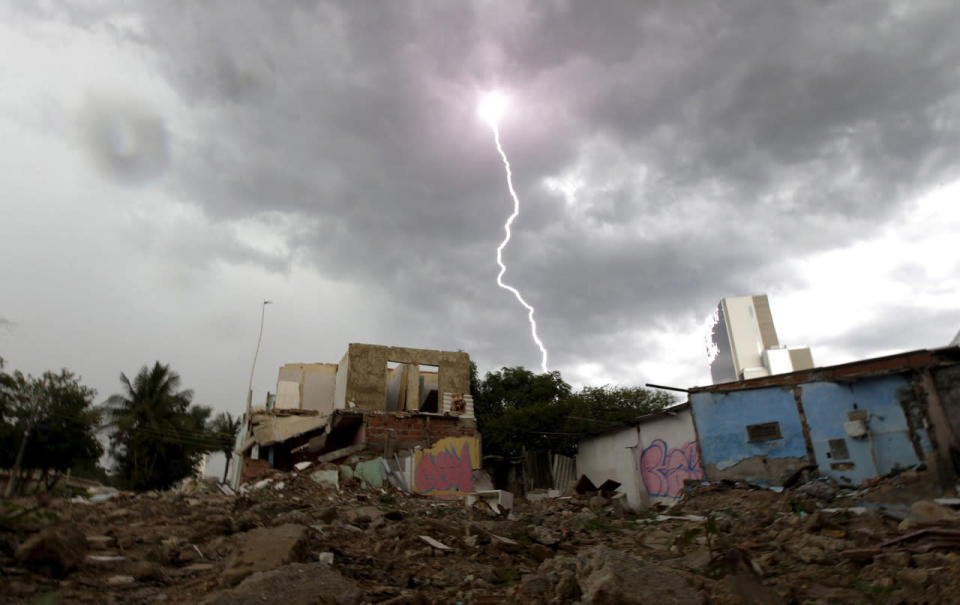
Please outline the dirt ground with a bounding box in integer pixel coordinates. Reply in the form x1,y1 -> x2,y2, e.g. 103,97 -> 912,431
2,468 -> 959,604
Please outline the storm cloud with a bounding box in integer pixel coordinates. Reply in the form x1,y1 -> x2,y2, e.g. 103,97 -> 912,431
2,0 -> 959,408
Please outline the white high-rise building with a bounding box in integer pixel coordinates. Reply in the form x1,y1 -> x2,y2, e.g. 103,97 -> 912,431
709,294 -> 814,384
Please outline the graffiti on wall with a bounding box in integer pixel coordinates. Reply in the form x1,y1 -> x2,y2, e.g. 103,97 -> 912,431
639,439 -> 703,498
413,437 -> 480,496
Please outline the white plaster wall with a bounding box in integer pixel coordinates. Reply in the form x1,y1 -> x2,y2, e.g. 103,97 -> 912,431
635,409 -> 702,504
577,425 -> 642,510
276,380 -> 301,409
333,351 -> 349,409
303,371 -> 336,414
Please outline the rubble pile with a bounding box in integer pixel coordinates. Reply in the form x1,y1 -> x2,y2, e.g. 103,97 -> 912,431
2,469 -> 960,604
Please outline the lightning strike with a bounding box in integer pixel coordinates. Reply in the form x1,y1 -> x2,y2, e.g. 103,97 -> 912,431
478,91 -> 550,373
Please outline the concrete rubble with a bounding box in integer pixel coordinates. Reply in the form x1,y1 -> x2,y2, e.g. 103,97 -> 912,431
2,466 -> 960,603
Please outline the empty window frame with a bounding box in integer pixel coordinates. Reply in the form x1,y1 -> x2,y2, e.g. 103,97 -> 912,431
827,438 -> 850,460
746,421 -> 783,443
417,365 -> 440,413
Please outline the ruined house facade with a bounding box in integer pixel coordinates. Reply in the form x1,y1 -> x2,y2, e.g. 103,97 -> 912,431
574,346 -> 960,510
689,346 -> 960,489
236,344 -> 481,497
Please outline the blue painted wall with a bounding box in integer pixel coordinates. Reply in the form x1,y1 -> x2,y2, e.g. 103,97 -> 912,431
691,373 -> 933,485
691,386 -> 808,480
801,376 -> 929,485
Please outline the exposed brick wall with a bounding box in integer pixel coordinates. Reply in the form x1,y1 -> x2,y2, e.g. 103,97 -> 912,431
363,412 -> 478,450
241,458 -> 271,482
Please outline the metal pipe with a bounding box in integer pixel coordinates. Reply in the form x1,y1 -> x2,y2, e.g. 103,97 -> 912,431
645,383 -> 689,393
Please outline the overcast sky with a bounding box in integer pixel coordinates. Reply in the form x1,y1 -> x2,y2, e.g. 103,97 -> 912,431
2,0 -> 959,417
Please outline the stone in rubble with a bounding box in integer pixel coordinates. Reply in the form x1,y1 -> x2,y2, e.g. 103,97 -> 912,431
15,525 -> 87,578
203,562 -> 362,605
85,535 -> 115,550
910,500 -> 960,522
575,545 -> 703,605
795,480 -> 836,500
529,543 -> 555,563
129,560 -> 164,581
221,524 -> 309,587
518,573 -> 553,602
529,525 -> 559,546
342,505 -> 382,524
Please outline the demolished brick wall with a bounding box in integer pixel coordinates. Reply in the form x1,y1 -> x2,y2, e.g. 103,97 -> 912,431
363,412 -> 478,450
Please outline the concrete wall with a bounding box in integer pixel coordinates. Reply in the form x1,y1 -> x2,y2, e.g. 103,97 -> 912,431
691,386 -> 809,484
932,364 -> 960,445
576,408 -> 703,509
385,364 -> 406,411
801,376 -> 930,485
577,425 -> 644,510
275,363 -> 337,413
636,408 -> 702,504
334,350 -> 349,409
691,365 -> 954,487
344,344 -> 471,412
412,436 -> 482,496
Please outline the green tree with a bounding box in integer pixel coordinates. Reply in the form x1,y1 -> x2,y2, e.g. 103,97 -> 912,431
0,364 -> 103,495
208,411 -> 241,483
472,365 -> 675,458
105,362 -> 214,491
472,365 -> 572,458
567,384 -> 675,424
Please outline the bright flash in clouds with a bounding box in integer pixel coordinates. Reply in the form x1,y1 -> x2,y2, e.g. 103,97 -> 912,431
477,91 -> 508,128
478,90 -> 550,373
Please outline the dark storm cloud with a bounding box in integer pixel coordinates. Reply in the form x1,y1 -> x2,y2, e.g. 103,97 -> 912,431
23,0 -> 960,374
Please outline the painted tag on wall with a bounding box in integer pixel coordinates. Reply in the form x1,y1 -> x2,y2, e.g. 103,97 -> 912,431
639,439 -> 703,499
413,436 -> 481,496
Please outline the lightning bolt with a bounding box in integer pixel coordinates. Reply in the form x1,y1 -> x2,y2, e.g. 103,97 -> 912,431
487,120 -> 549,373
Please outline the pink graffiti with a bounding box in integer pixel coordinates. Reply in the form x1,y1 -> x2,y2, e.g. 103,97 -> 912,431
640,439 -> 703,498
414,442 -> 474,494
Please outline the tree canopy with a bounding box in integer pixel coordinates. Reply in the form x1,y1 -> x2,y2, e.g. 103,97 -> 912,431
472,364 -> 675,458
0,360 -> 103,495
105,362 -> 215,491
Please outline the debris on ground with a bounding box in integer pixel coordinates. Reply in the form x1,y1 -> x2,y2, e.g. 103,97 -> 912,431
2,468 -> 959,603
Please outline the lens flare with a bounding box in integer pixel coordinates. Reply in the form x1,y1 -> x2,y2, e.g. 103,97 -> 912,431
478,91 -> 550,373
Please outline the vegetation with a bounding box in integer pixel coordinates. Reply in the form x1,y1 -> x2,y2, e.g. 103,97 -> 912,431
472,363 -> 675,458
105,362 -> 216,491
0,358 -> 103,496
207,411 -> 242,483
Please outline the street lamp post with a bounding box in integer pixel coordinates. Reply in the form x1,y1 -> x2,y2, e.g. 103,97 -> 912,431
246,300 -> 272,415
233,300 -> 271,489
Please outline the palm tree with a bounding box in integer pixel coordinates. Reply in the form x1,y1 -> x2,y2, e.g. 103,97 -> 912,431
106,362 -> 213,491
208,411 -> 242,483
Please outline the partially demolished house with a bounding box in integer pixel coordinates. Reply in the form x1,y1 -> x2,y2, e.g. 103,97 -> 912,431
236,344 -> 481,497
689,346 -> 960,490
572,345 -> 960,511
